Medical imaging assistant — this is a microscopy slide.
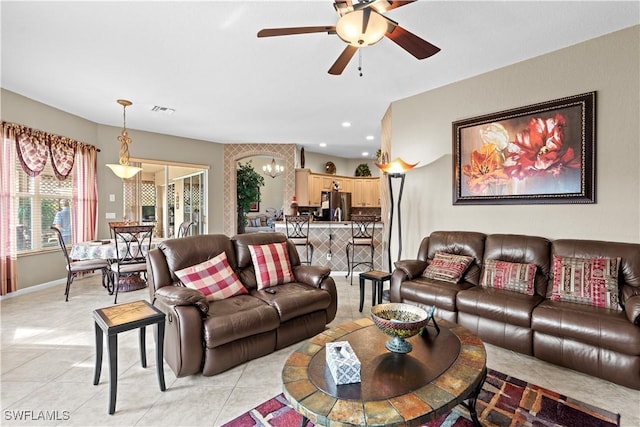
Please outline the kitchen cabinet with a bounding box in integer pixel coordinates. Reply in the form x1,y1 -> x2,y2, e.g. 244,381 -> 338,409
295,169 -> 379,208
353,178 -> 380,208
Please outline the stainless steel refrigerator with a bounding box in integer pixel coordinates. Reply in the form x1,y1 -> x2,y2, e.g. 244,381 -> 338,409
321,191 -> 351,221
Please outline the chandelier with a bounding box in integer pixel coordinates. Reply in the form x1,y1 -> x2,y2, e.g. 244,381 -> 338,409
263,157 -> 284,178
106,99 -> 142,179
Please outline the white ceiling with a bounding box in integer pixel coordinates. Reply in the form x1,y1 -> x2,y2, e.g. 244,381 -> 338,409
2,1 -> 638,159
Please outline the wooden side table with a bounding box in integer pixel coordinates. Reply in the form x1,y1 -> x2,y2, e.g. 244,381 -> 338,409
93,300 -> 166,414
358,270 -> 392,312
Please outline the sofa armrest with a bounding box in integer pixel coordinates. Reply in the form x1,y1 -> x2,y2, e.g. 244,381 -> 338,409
293,265 -> 331,288
625,295 -> 640,326
154,286 -> 209,316
394,260 -> 427,280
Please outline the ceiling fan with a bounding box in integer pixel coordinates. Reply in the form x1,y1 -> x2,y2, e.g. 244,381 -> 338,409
257,0 -> 440,75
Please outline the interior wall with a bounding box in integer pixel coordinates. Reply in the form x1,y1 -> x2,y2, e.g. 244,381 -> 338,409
1,89 -> 224,290
302,151 -> 380,177
390,26 -> 640,261
243,155 -> 285,214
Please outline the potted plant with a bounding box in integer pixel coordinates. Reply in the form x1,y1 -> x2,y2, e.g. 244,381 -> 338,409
237,160 -> 264,234
355,163 -> 372,177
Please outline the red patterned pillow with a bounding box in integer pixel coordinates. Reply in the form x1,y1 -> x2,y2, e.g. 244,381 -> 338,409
422,252 -> 474,283
551,255 -> 621,310
481,259 -> 537,295
175,252 -> 248,301
248,242 -> 295,290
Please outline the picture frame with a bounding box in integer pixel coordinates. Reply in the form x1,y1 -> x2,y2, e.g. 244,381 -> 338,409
452,92 -> 596,205
249,201 -> 259,212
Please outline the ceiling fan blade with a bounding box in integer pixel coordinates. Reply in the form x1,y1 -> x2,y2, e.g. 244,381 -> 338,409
257,26 -> 335,37
362,7 -> 371,34
385,25 -> 440,59
328,45 -> 358,75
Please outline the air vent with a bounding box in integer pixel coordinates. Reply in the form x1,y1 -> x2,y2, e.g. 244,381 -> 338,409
150,105 -> 175,115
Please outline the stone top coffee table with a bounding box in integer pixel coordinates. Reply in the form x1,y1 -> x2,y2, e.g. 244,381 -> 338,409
282,317 -> 486,426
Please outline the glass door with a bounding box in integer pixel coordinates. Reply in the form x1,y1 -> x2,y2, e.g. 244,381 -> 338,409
181,172 -> 204,236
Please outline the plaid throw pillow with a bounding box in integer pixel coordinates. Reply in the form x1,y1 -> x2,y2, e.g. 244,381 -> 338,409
175,252 -> 248,301
481,259 -> 537,295
422,252 -> 474,283
551,255 -> 621,310
249,242 -> 295,290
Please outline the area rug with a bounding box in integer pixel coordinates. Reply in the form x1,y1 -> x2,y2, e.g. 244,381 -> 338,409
221,369 -> 620,427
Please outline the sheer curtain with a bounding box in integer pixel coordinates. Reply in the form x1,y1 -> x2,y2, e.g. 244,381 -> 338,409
73,143 -> 99,242
1,124 -> 18,295
0,121 -> 99,295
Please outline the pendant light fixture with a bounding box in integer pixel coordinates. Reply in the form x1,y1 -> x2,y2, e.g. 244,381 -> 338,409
106,99 -> 142,179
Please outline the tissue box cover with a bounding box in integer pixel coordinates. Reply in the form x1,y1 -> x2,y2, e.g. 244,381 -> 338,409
326,341 -> 361,385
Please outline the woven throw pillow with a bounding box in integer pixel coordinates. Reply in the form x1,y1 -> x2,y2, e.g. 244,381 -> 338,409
422,252 -> 474,283
551,255 -> 621,310
248,242 -> 295,290
481,259 -> 537,295
175,252 -> 248,301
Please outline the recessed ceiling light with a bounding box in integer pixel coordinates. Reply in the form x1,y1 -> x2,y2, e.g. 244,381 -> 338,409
319,142 -> 327,147
366,135 -> 374,140
342,121 -> 351,128
362,152 -> 369,157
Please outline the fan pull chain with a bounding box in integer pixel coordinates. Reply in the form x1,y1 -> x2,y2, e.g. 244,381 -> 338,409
358,49 -> 363,77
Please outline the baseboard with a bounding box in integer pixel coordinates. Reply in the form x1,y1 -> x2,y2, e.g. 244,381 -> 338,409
0,278 -> 66,300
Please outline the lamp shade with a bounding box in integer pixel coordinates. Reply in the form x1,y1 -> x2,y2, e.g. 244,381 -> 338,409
375,158 -> 419,174
336,10 -> 389,47
106,163 -> 143,179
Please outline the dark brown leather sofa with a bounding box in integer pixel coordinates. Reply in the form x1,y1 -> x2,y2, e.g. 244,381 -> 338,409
146,232 -> 337,377
391,231 -> 640,390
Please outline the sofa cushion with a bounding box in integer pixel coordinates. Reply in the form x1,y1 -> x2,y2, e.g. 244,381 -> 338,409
175,252 -> 248,301
203,295 -> 280,348
481,259 -> 537,296
399,277 -> 474,312
419,231 -> 486,286
551,255 -> 621,310
457,287 -> 544,328
252,282 -> 332,322
422,252 -> 474,283
532,299 -> 640,356
249,242 -> 295,289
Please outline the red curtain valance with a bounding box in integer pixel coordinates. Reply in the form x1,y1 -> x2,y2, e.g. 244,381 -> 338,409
2,122 -> 95,180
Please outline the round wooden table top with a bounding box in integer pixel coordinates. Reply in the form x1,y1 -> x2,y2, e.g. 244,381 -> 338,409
282,318 -> 486,426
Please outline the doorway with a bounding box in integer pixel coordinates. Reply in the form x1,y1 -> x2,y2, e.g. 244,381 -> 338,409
125,159 -> 209,238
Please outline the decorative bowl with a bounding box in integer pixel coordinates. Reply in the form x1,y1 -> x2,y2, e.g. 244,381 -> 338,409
371,303 -> 430,353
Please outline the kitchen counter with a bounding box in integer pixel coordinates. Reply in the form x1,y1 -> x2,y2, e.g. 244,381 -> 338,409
274,221 -> 384,272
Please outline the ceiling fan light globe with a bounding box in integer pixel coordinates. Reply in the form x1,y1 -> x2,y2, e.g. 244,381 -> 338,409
336,10 -> 387,47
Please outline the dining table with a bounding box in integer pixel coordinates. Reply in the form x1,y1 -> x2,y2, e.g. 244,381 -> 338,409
70,237 -> 168,292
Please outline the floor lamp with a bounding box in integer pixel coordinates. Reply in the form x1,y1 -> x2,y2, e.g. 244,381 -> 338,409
376,158 -> 419,272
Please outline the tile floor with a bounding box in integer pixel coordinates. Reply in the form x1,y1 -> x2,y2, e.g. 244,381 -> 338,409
1,274 -> 639,426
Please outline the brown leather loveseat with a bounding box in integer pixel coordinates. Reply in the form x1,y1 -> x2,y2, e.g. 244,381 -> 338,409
391,231 -> 640,390
146,232 -> 337,377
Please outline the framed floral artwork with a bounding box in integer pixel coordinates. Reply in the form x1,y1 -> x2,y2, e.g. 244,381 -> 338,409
452,92 -> 596,205
249,201 -> 259,212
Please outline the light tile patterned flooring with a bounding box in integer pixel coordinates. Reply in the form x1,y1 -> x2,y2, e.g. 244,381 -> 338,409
1,274 -> 639,426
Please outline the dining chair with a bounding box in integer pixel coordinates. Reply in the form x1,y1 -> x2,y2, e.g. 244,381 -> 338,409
345,215 -> 377,285
177,221 -> 194,238
110,225 -> 154,303
285,215 -> 314,265
50,226 -> 111,301
108,221 -> 139,239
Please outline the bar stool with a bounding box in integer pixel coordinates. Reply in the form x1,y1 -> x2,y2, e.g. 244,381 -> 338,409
345,215 -> 377,285
285,215 -> 314,265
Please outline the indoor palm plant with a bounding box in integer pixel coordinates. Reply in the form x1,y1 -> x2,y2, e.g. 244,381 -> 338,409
237,160 -> 264,234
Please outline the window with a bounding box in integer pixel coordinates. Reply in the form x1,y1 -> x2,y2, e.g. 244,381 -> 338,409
15,155 -> 73,252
